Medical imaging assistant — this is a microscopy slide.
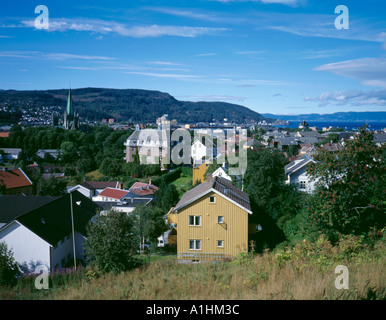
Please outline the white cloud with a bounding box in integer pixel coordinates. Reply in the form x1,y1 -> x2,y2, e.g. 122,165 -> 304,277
124,71 -> 204,79
209,0 -> 305,6
0,50 -> 115,61
314,58 -> 386,88
19,18 -> 227,38
193,53 -> 217,57
304,89 -> 386,107
147,61 -> 181,66
58,66 -> 98,70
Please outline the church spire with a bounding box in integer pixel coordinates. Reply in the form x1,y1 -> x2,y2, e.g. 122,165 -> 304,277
66,88 -> 74,116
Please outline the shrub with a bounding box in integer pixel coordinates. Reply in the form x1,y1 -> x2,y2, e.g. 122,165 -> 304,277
0,242 -> 20,286
85,211 -> 139,274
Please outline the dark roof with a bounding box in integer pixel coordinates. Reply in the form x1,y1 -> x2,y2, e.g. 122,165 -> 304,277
174,176 -> 251,213
321,143 -> 343,152
0,195 -> 59,224
285,154 -> 315,176
14,191 -> 101,246
80,180 -> 120,190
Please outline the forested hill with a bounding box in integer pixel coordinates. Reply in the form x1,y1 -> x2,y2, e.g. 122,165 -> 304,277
0,88 -> 267,124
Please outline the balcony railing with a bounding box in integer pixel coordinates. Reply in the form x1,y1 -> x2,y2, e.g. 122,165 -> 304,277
178,252 -> 232,260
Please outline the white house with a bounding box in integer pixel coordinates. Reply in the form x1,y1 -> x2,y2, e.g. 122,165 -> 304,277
92,187 -> 130,202
0,191 -> 101,273
285,154 -> 318,193
211,165 -> 232,181
35,149 -> 60,160
68,180 -> 122,199
124,125 -> 170,165
191,136 -> 216,165
95,197 -> 153,215
0,148 -> 22,161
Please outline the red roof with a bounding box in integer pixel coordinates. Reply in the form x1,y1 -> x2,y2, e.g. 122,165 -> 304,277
129,182 -> 159,196
98,188 -> 129,200
0,132 -> 10,138
0,168 -> 33,189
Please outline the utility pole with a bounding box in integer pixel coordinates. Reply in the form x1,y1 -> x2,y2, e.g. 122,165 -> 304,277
70,192 -> 77,271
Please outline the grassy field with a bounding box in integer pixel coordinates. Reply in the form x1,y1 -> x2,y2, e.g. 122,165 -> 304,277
172,176 -> 193,196
85,169 -> 106,180
1,236 -> 385,300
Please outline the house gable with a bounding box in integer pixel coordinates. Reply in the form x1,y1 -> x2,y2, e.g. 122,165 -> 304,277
176,190 -> 249,259
0,220 -> 52,272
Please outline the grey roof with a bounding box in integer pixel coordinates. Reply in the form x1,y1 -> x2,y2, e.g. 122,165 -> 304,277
295,131 -> 322,137
0,195 -> 59,224
124,129 -> 168,147
277,137 -> 300,146
285,154 -> 315,176
174,176 -> 251,212
373,133 -> 386,144
0,148 -> 22,157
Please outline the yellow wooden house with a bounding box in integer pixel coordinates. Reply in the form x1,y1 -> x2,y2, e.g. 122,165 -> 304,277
192,160 -> 210,185
167,176 -> 253,262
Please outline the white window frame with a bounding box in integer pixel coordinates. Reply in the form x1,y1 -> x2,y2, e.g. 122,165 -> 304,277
217,216 -> 224,224
189,239 -> 201,250
189,215 -> 201,226
209,196 -> 216,203
299,181 -> 307,189
217,240 -> 224,248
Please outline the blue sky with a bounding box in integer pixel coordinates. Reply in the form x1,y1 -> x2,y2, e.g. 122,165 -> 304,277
1,0 -> 386,115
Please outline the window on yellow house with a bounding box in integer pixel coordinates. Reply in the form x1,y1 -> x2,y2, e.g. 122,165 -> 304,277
189,215 -> 201,226
189,239 -> 201,250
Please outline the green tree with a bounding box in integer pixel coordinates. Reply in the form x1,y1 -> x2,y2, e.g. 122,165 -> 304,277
99,158 -> 124,178
85,211 -> 138,273
132,205 -> 168,251
60,141 -> 78,164
305,127 -> 386,240
36,176 -> 67,196
161,184 -> 180,212
244,148 -> 288,212
0,242 -> 19,286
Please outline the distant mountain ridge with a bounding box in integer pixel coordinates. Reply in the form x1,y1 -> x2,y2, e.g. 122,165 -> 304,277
261,112 -> 386,123
0,88 -> 267,124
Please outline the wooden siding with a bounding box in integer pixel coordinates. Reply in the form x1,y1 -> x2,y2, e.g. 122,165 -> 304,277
167,213 -> 178,224
192,162 -> 209,185
176,191 -> 249,260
